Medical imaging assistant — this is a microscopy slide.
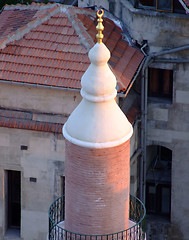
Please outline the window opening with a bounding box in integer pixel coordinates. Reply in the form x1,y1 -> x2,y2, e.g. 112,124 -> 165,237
136,0 -> 184,13
148,67 -> 173,102
60,176 -> 65,220
146,183 -> 171,216
139,0 -> 154,6
146,146 -> 172,218
156,0 -> 173,12
60,176 -> 65,196
173,0 -> 185,13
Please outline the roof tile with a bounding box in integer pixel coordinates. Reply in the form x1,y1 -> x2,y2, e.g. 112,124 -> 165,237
126,105 -> 140,124
0,4 -> 144,92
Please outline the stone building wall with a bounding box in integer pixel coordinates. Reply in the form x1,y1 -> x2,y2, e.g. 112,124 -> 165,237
78,0 -> 189,238
0,83 -> 82,115
116,2 -> 189,238
0,127 -> 65,240
147,61 -> 189,239
0,80 -> 137,239
0,83 -> 82,239
116,1 -> 189,51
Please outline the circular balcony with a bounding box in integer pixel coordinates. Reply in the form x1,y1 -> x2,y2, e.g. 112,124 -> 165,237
48,194 -> 146,240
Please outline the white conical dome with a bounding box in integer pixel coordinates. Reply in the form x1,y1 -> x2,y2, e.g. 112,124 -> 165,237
63,41 -> 133,148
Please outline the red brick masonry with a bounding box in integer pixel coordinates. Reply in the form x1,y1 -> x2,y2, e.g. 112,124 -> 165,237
65,140 -> 130,235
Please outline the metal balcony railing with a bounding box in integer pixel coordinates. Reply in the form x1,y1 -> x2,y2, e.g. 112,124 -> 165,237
49,194 -> 146,240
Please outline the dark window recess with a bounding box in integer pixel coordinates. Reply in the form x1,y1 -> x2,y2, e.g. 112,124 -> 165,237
130,0 -> 138,8
156,0 -> 173,12
109,1 -> 115,14
130,175 -> 135,184
173,0 -> 185,13
148,68 -> 173,101
8,170 -> 21,228
20,145 -> 28,150
146,183 -> 171,217
137,0 -> 185,13
146,146 -> 172,218
60,176 -> 65,220
139,0 -> 154,6
60,176 -> 65,196
30,177 -> 37,183
159,146 -> 172,162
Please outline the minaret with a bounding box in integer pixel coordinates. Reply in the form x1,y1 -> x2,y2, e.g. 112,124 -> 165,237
63,9 -> 133,235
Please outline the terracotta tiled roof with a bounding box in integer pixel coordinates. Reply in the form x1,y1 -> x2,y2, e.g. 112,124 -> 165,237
78,13 -> 144,90
0,108 -> 64,134
0,3 -> 144,91
126,105 -> 140,124
0,105 -> 137,134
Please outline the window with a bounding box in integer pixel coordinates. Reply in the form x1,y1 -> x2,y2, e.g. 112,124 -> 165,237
146,183 -> 171,216
173,0 -> 185,13
60,176 -> 65,220
139,0 -> 154,6
146,185 -> 156,213
60,176 -> 65,196
156,0 -> 173,12
137,0 -> 184,13
148,67 -> 173,101
109,1 -> 116,14
159,146 -> 172,162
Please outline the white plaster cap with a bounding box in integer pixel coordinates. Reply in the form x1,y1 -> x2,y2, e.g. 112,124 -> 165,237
63,42 -> 133,148
81,43 -> 116,97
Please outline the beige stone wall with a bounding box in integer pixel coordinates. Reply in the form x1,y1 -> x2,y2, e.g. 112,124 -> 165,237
81,0 -> 189,238
147,63 -> 189,239
113,1 -> 189,52
130,120 -> 140,196
78,0 -> 109,9
116,2 -> 189,238
0,127 -> 65,240
0,82 -> 81,239
0,82 -> 82,115
0,80 -> 136,239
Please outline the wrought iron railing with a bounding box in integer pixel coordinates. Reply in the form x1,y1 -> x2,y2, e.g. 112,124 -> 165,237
49,194 -> 146,240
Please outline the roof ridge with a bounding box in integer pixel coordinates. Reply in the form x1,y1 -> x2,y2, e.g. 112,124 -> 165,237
61,6 -> 94,52
0,4 -> 144,92
0,4 -> 60,50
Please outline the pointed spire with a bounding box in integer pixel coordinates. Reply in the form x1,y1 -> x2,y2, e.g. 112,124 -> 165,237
96,9 -> 104,44
63,10 -> 133,148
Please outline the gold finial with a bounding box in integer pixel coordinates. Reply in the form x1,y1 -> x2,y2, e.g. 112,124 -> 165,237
96,9 -> 104,44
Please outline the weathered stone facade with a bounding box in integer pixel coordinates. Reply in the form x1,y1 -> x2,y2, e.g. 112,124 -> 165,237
0,83 -> 82,240
78,0 -> 189,239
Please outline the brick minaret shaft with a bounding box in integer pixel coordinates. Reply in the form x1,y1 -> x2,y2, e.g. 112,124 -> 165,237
65,140 -> 130,235
63,10 -> 133,235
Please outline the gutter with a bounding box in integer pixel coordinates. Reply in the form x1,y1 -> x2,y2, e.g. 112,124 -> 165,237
153,58 -> 189,63
130,148 -> 142,164
0,79 -> 80,92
